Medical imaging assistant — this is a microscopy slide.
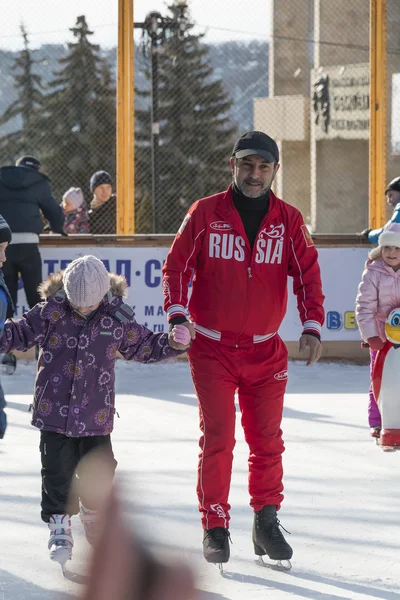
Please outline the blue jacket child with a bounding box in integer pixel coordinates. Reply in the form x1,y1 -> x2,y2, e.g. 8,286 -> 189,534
0,215 -> 13,439
363,177 -> 400,244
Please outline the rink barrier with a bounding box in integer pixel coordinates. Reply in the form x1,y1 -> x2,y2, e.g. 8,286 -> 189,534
38,233 -> 371,249
10,233 -> 371,363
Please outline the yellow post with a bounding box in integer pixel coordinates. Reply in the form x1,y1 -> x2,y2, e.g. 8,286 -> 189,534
117,0 -> 135,234
369,0 -> 387,229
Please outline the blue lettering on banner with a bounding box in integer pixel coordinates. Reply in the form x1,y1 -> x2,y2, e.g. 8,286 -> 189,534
145,260 -> 161,288
144,305 -> 165,317
327,311 -> 342,330
60,259 -> 73,270
116,260 -> 131,286
101,260 -> 110,272
154,324 -> 165,332
43,259 -> 59,275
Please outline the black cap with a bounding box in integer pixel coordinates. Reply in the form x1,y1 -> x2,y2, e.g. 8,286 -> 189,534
385,177 -> 400,194
15,155 -> 41,170
90,170 -> 113,193
0,215 -> 12,244
232,131 -> 279,163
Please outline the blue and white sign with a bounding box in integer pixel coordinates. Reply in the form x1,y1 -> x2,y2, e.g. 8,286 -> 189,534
15,246 -> 369,341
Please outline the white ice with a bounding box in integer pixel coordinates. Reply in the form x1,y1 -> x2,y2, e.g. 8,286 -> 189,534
1,359 -> 400,600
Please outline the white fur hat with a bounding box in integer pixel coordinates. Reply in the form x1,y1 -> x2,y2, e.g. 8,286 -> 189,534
369,222 -> 400,260
63,187 -> 84,209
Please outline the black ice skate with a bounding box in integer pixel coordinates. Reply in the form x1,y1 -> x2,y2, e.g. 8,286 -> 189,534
253,505 -> 293,570
203,527 -> 231,571
2,352 -> 16,375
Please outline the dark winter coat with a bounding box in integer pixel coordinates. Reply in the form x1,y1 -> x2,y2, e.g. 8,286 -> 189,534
0,269 -> 13,438
0,272 -> 182,437
88,195 -> 116,234
0,166 -> 64,235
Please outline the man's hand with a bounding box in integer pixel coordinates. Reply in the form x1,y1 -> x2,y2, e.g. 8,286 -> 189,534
299,334 -> 322,366
168,321 -> 196,351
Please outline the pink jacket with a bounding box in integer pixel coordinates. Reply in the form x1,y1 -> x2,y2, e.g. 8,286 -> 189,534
356,257 -> 400,342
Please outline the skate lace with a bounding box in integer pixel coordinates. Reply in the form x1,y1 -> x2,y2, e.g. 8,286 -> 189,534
206,528 -> 232,548
256,513 -> 291,540
268,517 -> 291,542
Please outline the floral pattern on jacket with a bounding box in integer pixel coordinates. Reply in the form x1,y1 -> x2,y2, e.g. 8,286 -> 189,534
0,272 -> 183,437
356,257 -> 400,342
63,206 -> 90,234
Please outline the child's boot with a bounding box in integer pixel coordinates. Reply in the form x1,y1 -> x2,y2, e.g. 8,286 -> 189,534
48,514 -> 73,572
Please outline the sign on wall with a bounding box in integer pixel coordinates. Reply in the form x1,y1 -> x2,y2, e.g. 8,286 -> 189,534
312,63 -> 369,140
15,246 -> 369,342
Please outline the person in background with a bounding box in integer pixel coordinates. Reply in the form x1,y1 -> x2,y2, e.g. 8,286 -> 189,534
0,155 -> 65,373
356,222 -> 400,439
88,171 -> 116,234
62,187 -> 90,234
361,176 -> 400,244
0,215 -> 13,438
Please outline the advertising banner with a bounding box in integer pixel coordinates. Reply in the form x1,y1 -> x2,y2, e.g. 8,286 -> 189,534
14,246 -> 369,341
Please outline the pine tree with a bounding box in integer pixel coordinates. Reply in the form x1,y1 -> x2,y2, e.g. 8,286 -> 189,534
39,16 -> 116,202
0,24 -> 44,162
135,5 -> 237,233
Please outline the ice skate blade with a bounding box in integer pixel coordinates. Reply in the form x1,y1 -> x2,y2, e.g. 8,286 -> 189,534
381,445 -> 399,452
50,547 -> 71,574
255,556 -> 292,571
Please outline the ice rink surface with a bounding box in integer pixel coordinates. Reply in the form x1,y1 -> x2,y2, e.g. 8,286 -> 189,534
1,358 -> 400,600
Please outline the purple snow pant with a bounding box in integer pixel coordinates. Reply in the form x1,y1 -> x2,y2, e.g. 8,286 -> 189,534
369,349 -> 382,428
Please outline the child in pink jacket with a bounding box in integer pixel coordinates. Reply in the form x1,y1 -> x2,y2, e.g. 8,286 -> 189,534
356,222 -> 400,438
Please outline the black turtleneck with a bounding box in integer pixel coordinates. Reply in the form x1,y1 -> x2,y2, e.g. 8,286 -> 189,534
232,184 -> 270,249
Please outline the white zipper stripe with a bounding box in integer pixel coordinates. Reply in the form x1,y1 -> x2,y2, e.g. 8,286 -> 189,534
180,228 -> 205,303
290,236 -> 308,320
195,324 -> 276,344
195,324 -> 222,341
167,304 -> 187,317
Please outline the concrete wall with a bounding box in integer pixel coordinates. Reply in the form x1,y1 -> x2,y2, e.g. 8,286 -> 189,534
312,0 -> 369,232
270,0 -> 314,97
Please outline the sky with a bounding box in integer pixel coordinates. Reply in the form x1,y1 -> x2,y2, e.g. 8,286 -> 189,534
0,0 -> 271,51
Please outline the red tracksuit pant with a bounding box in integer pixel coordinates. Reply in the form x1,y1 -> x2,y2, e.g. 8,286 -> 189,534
188,332 -> 288,530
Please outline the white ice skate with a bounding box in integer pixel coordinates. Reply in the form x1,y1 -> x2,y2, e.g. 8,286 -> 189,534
48,514 -> 74,574
79,502 -> 98,547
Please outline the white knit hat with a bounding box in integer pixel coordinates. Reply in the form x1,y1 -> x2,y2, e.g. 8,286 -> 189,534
369,222 -> 400,260
63,255 -> 110,307
63,187 -> 84,209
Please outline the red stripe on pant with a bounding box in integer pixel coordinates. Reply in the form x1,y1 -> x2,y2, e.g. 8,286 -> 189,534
188,333 -> 288,530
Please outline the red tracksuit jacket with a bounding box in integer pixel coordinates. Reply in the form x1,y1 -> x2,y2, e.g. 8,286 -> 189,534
163,186 -> 324,339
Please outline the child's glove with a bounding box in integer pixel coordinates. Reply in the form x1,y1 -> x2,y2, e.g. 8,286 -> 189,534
0,408 -> 7,440
168,323 -> 195,351
367,336 -> 384,351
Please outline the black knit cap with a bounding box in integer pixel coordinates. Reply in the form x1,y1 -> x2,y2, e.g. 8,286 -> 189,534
90,170 -> 113,193
385,177 -> 400,194
232,131 -> 279,163
15,155 -> 41,170
0,215 -> 12,244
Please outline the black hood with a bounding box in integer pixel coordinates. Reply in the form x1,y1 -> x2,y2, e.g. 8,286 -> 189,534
0,166 -> 49,190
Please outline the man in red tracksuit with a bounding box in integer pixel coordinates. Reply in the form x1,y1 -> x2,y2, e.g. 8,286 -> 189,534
162,131 -> 325,566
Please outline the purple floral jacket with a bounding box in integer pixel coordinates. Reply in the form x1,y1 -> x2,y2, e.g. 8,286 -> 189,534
0,272 -> 183,437
63,206 -> 90,234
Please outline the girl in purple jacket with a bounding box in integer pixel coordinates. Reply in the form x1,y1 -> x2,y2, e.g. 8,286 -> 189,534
0,255 -> 193,572
356,223 -> 400,439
